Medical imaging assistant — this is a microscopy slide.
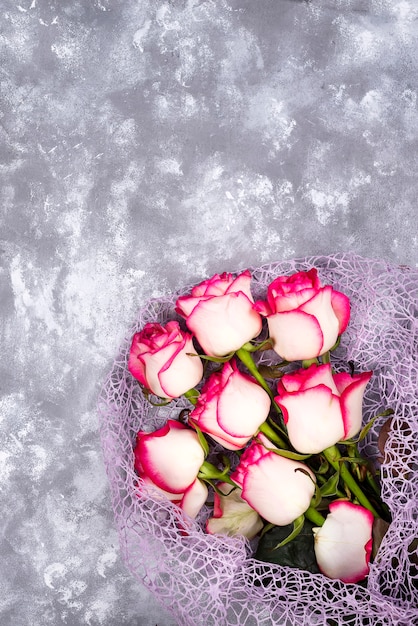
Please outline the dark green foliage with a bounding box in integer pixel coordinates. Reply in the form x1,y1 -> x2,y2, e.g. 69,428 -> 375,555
255,519 -> 320,574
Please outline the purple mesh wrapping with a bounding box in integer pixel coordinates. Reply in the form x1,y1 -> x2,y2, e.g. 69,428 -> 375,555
98,254 -> 418,626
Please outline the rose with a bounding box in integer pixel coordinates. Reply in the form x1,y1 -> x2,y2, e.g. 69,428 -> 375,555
206,482 -> 263,539
189,359 -> 271,450
175,270 -> 262,357
255,268 -> 350,361
128,320 -> 203,398
134,420 -> 208,519
275,363 -> 372,454
230,434 -> 316,526
313,501 -> 373,583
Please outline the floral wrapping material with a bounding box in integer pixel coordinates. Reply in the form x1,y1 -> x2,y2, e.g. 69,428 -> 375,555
99,254 -> 418,626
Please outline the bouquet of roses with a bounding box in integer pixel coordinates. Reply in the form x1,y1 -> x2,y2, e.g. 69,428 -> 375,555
127,267 -> 392,584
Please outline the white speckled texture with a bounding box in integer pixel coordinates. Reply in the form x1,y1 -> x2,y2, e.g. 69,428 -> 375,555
1,1 -> 417,624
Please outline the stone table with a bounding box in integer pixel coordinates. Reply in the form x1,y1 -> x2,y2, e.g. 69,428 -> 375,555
1,1 -> 417,624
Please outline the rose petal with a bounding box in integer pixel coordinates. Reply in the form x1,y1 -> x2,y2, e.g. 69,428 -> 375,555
188,369 -> 251,450
254,299 -> 272,316
140,342 -> 180,398
235,452 -> 316,526
276,385 -> 345,454
226,270 -> 255,301
176,294 -> 208,317
335,371 -> 373,439
313,501 -> 374,583
270,287 -> 317,312
186,292 -> 262,356
230,439 -> 268,489
128,334 -> 148,385
278,363 -> 338,395
206,483 -> 263,539
267,309 -> 324,361
299,287 -> 340,354
139,475 -> 184,502
202,273 -> 232,296
158,336 -> 203,398
331,289 -> 351,334
138,421 -> 204,493
180,479 -> 208,519
217,369 -> 270,438
190,409 -> 250,450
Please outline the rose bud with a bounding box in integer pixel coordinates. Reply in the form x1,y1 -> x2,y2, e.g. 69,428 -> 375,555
189,359 -> 271,451
134,420 -> 208,519
128,320 -> 203,399
313,501 -> 373,583
230,434 -> 316,526
175,270 -> 262,357
255,268 -> 350,361
206,482 -> 263,539
275,363 -> 372,454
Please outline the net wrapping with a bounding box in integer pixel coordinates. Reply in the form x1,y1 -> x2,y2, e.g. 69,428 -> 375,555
98,253 -> 418,626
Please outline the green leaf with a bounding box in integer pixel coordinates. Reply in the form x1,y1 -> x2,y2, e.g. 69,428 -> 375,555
263,446 -> 312,461
184,388 -> 200,405
186,352 -> 234,363
193,424 -> 210,457
317,457 -> 330,474
320,471 -> 340,497
241,339 -> 274,352
337,456 -> 369,465
358,409 -> 394,442
310,484 -> 323,509
272,515 -> 305,550
358,415 -> 380,441
266,416 -> 288,438
255,519 -> 320,574
258,365 -> 287,379
259,522 -> 275,539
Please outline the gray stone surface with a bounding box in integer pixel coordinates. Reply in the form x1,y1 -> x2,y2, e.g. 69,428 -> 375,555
1,0 -> 417,624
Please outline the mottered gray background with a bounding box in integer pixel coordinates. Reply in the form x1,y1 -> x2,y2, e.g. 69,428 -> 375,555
1,0 -> 417,624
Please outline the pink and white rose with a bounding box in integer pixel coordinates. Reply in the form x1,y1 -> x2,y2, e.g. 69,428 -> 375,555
230,434 -> 316,526
134,420 -> 208,518
255,268 -> 350,361
275,363 -> 372,454
175,270 -> 262,357
189,359 -> 271,451
206,482 -> 263,539
128,320 -> 203,398
313,501 -> 373,583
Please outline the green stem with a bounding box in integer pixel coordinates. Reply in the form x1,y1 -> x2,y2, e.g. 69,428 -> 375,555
302,358 -> 319,368
237,347 -> 291,449
236,347 -> 274,397
236,347 -> 283,417
304,506 -> 326,527
366,470 -> 381,497
321,351 -> 331,365
184,388 -> 199,406
347,442 -> 382,496
323,445 -> 379,517
258,421 -> 288,450
316,473 -> 346,498
198,461 -> 236,486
